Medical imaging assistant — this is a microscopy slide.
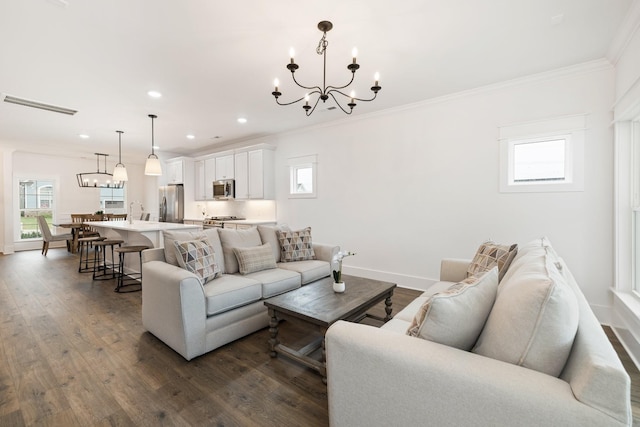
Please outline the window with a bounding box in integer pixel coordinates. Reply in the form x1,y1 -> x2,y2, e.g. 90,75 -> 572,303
499,115 -> 584,193
18,179 -> 55,240
100,187 -> 125,212
288,155 -> 317,198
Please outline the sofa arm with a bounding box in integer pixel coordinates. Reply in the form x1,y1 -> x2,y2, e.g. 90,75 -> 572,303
142,260 -> 207,361
439,258 -> 471,282
313,242 -> 340,263
326,321 -> 626,427
142,247 -> 165,263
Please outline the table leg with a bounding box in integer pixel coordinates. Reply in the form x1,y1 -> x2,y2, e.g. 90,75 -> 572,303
268,308 -> 279,358
384,295 -> 393,322
321,334 -> 327,384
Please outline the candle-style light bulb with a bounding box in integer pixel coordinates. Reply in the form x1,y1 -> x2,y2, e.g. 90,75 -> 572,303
274,78 -> 279,91
374,72 -> 380,86
289,47 -> 295,63
350,90 -> 356,102
304,93 -> 310,105
352,47 -> 358,64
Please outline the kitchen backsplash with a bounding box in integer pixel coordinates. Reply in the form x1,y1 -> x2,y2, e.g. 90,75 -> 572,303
191,200 -> 276,220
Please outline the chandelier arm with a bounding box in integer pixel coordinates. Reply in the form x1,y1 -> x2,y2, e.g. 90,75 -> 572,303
275,89 -> 322,106
305,95 -> 323,116
325,73 -> 357,92
290,72 -> 323,92
327,92 -> 354,115
327,88 -> 379,103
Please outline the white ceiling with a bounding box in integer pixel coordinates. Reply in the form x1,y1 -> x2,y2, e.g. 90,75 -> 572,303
0,0 -> 634,164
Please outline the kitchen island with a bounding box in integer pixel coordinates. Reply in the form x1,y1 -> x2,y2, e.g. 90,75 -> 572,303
89,221 -> 202,248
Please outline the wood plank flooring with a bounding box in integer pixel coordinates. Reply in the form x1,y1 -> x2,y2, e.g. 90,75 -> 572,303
1,248 -> 639,426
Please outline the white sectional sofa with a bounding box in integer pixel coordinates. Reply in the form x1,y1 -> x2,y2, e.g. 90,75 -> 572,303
326,238 -> 632,427
142,225 -> 339,361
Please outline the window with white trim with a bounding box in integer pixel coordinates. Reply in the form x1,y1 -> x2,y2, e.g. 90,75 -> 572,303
288,154 -> 317,198
499,115 -> 585,193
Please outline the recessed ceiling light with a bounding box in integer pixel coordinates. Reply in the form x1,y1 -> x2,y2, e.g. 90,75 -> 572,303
186,134 -> 195,140
147,90 -> 162,98
79,134 -> 90,139
237,117 -> 247,124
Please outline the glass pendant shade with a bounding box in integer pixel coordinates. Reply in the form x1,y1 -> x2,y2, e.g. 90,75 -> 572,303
144,114 -> 162,176
112,130 -> 128,182
145,156 -> 162,176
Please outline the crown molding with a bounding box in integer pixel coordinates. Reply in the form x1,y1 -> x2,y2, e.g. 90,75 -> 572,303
607,0 -> 640,65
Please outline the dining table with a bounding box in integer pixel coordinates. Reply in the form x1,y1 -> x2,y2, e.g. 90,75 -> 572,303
52,222 -> 86,253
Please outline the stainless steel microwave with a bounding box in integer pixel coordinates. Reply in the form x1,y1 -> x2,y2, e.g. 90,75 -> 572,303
213,179 -> 235,200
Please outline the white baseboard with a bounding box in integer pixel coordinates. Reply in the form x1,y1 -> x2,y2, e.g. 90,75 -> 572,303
342,266 -> 437,292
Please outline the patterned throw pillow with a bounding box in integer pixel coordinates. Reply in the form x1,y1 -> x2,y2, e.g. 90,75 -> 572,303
174,238 -> 220,284
233,243 -> 277,275
467,241 -> 517,281
277,227 -> 316,262
406,267 -> 499,351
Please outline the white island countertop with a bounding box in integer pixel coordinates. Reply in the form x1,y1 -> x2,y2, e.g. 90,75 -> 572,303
90,221 -> 201,232
89,220 -> 201,248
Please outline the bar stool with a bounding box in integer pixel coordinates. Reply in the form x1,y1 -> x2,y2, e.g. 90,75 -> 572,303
113,245 -> 150,293
78,236 -> 106,273
92,239 -> 124,280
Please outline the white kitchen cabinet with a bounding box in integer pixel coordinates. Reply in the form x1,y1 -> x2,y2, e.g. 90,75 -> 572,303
194,160 -> 205,200
234,151 -> 249,199
233,149 -> 274,199
215,154 -> 234,180
204,157 -> 216,199
165,159 -> 184,184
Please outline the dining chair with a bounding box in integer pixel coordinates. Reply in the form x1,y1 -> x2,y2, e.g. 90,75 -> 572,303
108,213 -> 127,221
140,213 -> 150,221
37,216 -> 73,256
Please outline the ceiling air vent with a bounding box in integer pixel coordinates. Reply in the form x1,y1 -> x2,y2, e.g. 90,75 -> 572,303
2,94 -> 78,115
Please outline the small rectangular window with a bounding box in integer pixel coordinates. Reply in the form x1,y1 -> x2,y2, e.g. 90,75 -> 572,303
512,137 -> 567,183
288,155 -> 317,198
499,115 -> 584,193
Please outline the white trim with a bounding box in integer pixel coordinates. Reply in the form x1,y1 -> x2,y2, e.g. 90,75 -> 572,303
343,265 -> 437,292
606,0 -> 640,65
612,290 -> 640,370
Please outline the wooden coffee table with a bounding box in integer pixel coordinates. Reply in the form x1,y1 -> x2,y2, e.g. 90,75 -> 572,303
264,274 -> 396,383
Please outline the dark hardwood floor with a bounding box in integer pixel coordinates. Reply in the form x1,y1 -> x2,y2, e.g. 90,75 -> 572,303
0,248 -> 639,426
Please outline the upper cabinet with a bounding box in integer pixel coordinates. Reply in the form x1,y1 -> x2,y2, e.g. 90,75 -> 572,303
215,154 -> 234,180
234,148 -> 274,200
194,160 -> 205,200
165,159 -> 184,184
204,157 -> 216,199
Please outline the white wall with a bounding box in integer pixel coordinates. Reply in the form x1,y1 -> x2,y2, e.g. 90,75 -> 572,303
271,63 -> 616,316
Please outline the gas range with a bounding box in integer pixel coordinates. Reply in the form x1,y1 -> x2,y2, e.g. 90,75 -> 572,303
203,216 -> 246,228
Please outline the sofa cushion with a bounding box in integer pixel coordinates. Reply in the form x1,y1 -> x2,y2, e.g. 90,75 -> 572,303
277,227 -> 316,262
277,259 -> 330,285
233,243 -> 277,275
163,229 -> 205,266
258,225 -> 290,263
202,274 -> 262,316
467,241 -> 517,281
202,228 -> 226,274
219,227 -> 263,274
406,267 -> 498,351
174,238 -> 220,284
244,267 -> 301,298
473,240 -> 579,377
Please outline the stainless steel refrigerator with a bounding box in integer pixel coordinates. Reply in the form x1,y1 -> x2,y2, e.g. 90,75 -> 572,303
159,184 -> 184,223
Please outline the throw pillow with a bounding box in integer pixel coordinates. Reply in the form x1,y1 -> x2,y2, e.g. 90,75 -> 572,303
174,238 -> 220,284
467,241 -> 518,281
218,227 -> 263,274
472,243 -> 579,377
163,229 -> 205,266
233,243 -> 277,275
406,267 -> 499,351
277,227 -> 316,262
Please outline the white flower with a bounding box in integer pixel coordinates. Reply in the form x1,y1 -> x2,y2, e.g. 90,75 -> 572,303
332,250 -> 356,264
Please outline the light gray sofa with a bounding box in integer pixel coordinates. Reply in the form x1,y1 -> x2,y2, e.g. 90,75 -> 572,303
142,225 -> 339,361
326,238 -> 632,427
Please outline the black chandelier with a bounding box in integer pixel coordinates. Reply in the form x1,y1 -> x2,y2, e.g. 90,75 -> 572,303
271,21 -> 381,116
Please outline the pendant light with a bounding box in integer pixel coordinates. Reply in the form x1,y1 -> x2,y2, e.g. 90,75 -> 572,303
112,130 -> 128,182
144,114 -> 162,176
